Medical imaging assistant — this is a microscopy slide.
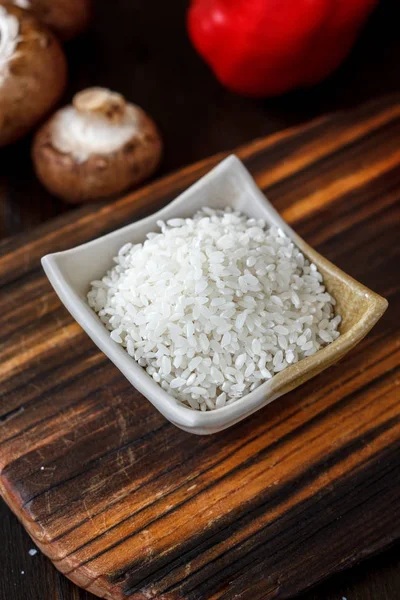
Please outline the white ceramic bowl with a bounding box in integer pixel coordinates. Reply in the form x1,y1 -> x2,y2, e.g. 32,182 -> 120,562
42,155 -> 387,434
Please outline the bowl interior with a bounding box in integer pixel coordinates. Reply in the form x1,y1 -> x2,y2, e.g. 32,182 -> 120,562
53,156 -> 376,336
42,155 -> 387,433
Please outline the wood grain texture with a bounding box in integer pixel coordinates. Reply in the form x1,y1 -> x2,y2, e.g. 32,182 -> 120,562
0,95 -> 399,600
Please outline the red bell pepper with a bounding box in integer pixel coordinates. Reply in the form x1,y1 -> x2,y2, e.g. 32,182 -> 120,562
187,0 -> 378,97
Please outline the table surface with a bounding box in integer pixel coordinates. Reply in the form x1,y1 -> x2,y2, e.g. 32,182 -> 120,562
0,1 -> 399,599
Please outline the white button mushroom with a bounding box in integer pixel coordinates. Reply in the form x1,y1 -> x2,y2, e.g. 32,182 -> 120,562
11,0 -> 92,40
32,87 -> 163,203
0,1 -> 67,146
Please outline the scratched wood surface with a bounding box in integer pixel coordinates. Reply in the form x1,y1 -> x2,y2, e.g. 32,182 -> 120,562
0,96 -> 399,600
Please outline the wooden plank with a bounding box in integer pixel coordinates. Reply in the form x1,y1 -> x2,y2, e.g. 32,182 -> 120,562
0,95 -> 399,600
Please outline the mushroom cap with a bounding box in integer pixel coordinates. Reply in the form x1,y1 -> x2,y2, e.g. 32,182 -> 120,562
11,0 -> 92,41
0,2 -> 67,147
32,89 -> 163,203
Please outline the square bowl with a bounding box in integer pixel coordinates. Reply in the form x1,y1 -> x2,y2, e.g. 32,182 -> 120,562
42,155 -> 388,435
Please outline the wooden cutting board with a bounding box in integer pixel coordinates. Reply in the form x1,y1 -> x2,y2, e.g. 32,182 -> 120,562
1,95 -> 399,600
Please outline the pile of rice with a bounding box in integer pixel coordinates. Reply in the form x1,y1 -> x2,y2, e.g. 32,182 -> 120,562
88,208 -> 341,411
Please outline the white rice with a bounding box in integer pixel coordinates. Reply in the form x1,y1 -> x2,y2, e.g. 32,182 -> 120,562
88,207 -> 341,411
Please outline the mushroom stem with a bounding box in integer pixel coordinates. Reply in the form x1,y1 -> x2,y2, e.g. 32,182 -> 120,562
13,0 -> 30,8
0,5 -> 19,84
73,87 -> 127,124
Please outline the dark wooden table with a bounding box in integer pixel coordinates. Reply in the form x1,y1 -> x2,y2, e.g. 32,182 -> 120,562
1,1 -> 399,599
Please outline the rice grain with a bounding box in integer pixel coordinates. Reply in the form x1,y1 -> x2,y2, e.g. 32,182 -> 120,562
88,208 -> 341,410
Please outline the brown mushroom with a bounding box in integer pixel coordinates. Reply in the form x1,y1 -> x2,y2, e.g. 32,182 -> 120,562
32,87 -> 163,203
0,1 -> 67,147
11,0 -> 92,40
